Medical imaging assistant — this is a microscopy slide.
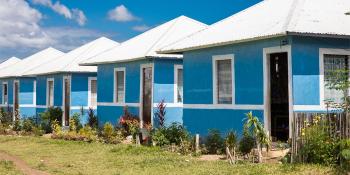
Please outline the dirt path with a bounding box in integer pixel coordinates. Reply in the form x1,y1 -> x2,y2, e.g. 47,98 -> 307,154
0,151 -> 50,175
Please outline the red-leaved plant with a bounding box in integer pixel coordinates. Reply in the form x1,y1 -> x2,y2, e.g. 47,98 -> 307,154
154,100 -> 166,127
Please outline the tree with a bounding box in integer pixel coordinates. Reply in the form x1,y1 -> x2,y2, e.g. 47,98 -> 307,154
243,111 -> 269,163
225,131 -> 237,164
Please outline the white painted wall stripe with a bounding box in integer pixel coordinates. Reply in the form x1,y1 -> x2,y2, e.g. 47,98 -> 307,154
184,104 -> 264,110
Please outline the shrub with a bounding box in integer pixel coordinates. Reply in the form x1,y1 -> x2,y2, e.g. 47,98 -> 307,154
103,122 -> 114,139
239,130 -> 255,156
151,128 -> 169,146
205,129 -> 224,154
119,106 -> 140,137
165,122 -> 189,145
40,107 -> 63,133
32,126 -> 44,136
22,118 -> 34,132
0,108 -> 12,125
154,100 -> 166,127
225,131 -> 237,160
12,119 -> 21,132
71,113 -> 82,132
87,108 -> 98,128
299,117 -> 337,165
78,126 -> 97,142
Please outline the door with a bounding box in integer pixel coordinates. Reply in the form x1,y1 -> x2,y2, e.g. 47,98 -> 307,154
269,52 -> 289,141
63,78 -> 70,126
13,81 -> 19,119
142,67 -> 152,125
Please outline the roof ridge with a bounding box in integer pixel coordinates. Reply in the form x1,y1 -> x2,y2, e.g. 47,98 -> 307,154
58,39 -> 102,71
206,0 -> 270,29
143,16 -> 183,56
283,0 -> 303,32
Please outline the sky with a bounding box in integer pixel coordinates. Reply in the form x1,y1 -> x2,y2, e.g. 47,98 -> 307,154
0,0 -> 262,61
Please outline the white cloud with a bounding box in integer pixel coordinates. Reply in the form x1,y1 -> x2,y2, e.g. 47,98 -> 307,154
0,0 -> 112,60
72,9 -> 87,26
108,5 -> 139,22
0,0 -> 52,49
132,24 -> 151,32
31,0 -> 86,26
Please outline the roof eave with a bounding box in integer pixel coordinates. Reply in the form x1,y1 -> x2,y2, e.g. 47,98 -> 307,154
79,55 -> 182,66
158,33 -> 288,54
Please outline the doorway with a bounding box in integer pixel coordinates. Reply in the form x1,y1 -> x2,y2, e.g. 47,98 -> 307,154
269,52 -> 289,141
141,66 -> 152,126
13,81 -> 19,119
63,77 -> 70,126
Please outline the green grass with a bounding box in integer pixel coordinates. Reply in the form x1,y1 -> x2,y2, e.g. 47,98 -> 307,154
0,160 -> 23,175
0,135 -> 336,175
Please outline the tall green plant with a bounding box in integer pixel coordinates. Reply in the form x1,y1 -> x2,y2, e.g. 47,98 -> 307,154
243,111 -> 269,163
87,108 -> 98,128
225,131 -> 237,164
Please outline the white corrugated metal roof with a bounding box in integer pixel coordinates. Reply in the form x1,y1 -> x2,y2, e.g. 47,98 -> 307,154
0,57 -> 21,70
23,37 -> 120,76
0,48 -> 64,78
159,0 -> 350,53
80,16 -> 207,65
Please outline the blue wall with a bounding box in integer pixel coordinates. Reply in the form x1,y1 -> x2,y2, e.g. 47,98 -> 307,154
182,37 -> 287,135
181,35 -> 350,136
36,73 -> 97,124
0,77 -> 36,118
97,58 -> 183,126
291,36 -> 350,106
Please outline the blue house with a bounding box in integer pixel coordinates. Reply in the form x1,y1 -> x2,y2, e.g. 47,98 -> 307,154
0,57 -> 20,111
159,0 -> 350,140
0,48 -> 64,119
80,16 -> 207,127
22,37 -> 119,126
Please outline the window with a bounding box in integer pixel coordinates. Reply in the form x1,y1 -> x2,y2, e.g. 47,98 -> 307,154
89,78 -> 97,107
324,54 -> 349,104
214,56 -> 233,104
2,83 -> 8,105
47,79 -> 54,106
174,65 -> 183,103
114,68 -> 125,103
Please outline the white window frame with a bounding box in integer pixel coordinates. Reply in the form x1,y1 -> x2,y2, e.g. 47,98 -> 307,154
46,78 -> 54,107
319,48 -> 350,109
174,65 -> 183,104
212,54 -> 235,105
88,77 -> 97,108
33,80 -> 36,106
2,82 -> 8,105
113,67 -> 126,103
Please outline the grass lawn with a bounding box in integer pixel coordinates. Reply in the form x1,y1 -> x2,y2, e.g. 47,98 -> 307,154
0,160 -> 23,175
0,135 -> 337,175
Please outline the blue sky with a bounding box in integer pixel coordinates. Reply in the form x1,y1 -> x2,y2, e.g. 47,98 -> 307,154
0,0 -> 262,61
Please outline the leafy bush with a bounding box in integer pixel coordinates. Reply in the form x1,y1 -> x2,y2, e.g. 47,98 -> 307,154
87,108 -> 98,128
165,122 -> 189,145
103,122 -> 114,140
12,119 -> 21,132
22,118 -> 34,132
71,113 -> 82,132
40,107 -> 63,133
205,129 -> 224,154
101,122 -> 123,144
0,108 -> 12,125
119,106 -> 140,137
78,126 -> 97,142
299,117 -> 337,166
151,128 -> 169,146
239,130 -> 255,156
